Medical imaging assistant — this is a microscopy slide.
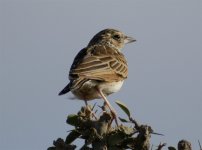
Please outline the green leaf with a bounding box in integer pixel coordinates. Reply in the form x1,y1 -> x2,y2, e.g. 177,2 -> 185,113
65,130 -> 81,144
108,132 -> 125,146
115,100 -> 131,118
118,117 -> 129,123
66,114 -> 79,126
119,126 -> 135,135
108,126 -> 134,146
168,146 -> 177,150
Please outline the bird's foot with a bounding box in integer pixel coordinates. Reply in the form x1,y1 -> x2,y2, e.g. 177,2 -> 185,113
102,102 -> 118,126
110,109 -> 119,126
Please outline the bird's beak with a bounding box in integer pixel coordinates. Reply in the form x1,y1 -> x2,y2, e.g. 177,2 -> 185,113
124,36 -> 136,44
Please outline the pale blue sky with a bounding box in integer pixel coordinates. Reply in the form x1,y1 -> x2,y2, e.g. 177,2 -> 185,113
0,0 -> 202,150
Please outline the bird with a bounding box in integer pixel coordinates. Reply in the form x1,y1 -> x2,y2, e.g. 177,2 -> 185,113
59,28 -> 136,124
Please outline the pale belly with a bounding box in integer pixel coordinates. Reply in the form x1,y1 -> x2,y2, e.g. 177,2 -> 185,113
71,80 -> 124,100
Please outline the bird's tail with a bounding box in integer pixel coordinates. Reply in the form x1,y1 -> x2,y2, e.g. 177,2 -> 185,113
58,83 -> 71,95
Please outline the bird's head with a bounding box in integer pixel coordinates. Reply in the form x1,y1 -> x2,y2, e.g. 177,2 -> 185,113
88,28 -> 136,51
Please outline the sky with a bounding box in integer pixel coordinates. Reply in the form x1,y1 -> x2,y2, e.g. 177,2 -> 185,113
0,0 -> 202,150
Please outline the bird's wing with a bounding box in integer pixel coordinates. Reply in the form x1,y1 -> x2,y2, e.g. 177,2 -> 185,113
69,45 -> 128,82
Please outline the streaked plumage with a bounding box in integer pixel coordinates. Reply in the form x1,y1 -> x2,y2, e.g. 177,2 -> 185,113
59,28 -> 136,124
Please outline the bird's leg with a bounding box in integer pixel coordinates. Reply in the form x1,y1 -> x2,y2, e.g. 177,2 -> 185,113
84,100 -> 88,106
96,88 -> 118,126
102,102 -> 108,111
83,98 -> 97,120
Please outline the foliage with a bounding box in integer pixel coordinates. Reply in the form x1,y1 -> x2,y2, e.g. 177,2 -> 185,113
47,101 -> 197,150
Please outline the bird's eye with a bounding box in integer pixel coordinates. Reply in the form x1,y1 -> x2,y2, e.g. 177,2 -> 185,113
113,34 -> 121,40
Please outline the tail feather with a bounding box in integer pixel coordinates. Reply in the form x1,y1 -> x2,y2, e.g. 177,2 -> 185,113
58,84 -> 71,95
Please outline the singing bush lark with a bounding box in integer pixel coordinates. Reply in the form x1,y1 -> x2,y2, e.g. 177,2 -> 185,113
59,28 -> 136,124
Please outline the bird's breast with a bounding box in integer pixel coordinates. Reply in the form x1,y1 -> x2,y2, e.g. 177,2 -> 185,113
99,80 -> 124,95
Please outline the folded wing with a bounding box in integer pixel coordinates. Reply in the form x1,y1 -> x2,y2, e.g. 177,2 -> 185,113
69,45 -> 128,82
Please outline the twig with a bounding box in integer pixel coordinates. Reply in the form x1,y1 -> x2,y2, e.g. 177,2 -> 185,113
198,140 -> 202,150
156,142 -> 166,150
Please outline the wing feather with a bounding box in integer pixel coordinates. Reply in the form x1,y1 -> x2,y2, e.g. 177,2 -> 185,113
69,45 -> 128,82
